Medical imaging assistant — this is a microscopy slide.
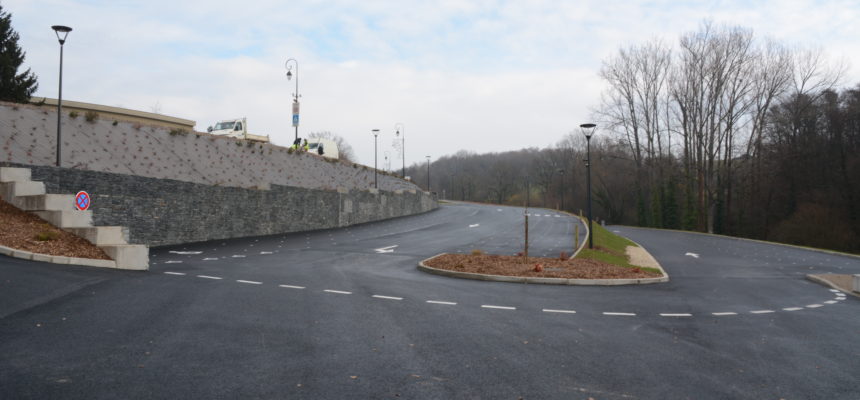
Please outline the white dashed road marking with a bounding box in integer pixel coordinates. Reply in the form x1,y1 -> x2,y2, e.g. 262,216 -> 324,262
750,310 -> 775,314
426,300 -> 457,305
660,313 -> 693,317
481,305 -> 516,310
279,285 -> 305,289
169,251 -> 202,255
712,312 -> 738,316
203,258 -> 218,261
603,312 -> 636,316
237,280 -> 262,285
783,307 -> 804,311
324,290 -> 352,295
232,255 -> 246,258
260,251 -> 273,255
543,309 -> 577,314
372,295 -> 403,301
164,272 -> 185,275
197,275 -> 222,280
164,260 -> 182,264
824,300 -> 838,304
806,304 -> 823,308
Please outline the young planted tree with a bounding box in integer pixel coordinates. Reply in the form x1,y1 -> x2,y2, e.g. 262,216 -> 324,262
0,5 -> 38,103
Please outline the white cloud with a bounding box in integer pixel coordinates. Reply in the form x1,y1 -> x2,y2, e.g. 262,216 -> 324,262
5,0 -> 858,167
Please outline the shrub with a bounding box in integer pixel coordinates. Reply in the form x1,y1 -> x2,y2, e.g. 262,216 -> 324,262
470,249 -> 484,256
169,128 -> 188,136
112,120 -> 118,126
35,231 -> 59,241
84,110 -> 98,122
69,111 -> 79,119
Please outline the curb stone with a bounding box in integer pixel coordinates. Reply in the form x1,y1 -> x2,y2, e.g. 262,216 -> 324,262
806,274 -> 860,299
418,254 -> 669,286
0,243 -> 119,269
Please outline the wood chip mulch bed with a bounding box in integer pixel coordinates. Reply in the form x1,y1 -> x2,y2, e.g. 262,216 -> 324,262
425,253 -> 662,279
0,199 -> 111,260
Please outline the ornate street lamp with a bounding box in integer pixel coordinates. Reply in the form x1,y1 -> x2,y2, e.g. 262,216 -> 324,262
580,123 -> 597,249
52,25 -> 72,167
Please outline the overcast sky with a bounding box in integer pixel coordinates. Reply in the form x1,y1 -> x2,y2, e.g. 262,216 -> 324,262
6,0 -> 859,167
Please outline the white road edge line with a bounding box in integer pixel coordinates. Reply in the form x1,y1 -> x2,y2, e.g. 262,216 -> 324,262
750,310 -> 775,314
481,305 -> 516,310
164,271 -> 185,275
806,304 -> 823,308
279,285 -> 305,289
660,313 -> 693,317
372,295 -> 403,301
197,275 -> 222,280
711,312 -> 737,316
237,280 -> 262,285
603,312 -> 636,316
426,300 -> 457,305
542,309 -> 577,314
324,289 -> 352,295
782,307 -> 804,311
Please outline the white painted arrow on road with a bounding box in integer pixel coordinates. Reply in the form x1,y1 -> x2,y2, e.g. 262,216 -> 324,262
469,224 -> 480,228
685,252 -> 700,259
375,245 -> 398,254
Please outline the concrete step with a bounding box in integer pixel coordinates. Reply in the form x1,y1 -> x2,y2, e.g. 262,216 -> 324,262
65,226 -> 128,246
0,167 -> 31,183
99,244 -> 149,270
13,194 -> 76,211
34,210 -> 93,228
0,181 -> 46,201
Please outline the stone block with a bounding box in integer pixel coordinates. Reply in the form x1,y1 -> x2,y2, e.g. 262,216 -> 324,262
65,226 -> 127,245
0,181 -> 45,200
854,274 -> 860,293
33,210 -> 93,228
99,244 -> 149,270
11,250 -> 33,260
15,194 -> 76,211
0,167 -> 31,182
69,257 -> 116,269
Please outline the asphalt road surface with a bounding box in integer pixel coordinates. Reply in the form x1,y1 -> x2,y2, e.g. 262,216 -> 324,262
1,202 -> 858,399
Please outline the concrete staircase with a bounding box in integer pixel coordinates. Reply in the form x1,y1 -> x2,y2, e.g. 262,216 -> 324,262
0,167 -> 148,270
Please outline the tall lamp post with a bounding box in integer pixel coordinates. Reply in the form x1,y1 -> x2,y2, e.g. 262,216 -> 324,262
285,58 -> 299,143
580,123 -> 596,249
51,25 -> 72,168
395,123 -> 405,178
557,168 -> 565,211
425,155 -> 431,192
372,129 -> 380,189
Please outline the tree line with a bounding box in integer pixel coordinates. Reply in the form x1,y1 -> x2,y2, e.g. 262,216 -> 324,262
405,22 -> 859,253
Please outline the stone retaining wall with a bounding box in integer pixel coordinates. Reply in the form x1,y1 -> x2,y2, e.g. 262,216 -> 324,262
1,162 -> 437,247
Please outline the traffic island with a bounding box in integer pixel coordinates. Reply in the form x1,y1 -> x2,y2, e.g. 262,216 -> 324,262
806,274 -> 860,298
419,253 -> 667,285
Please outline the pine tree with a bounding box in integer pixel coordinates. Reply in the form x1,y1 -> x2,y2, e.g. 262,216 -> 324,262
0,5 -> 38,103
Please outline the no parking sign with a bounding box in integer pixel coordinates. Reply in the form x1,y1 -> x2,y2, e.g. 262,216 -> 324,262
75,191 -> 91,211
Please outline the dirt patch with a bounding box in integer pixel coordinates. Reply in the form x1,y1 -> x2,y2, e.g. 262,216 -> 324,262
424,253 -> 662,280
626,246 -> 661,269
0,199 -> 111,260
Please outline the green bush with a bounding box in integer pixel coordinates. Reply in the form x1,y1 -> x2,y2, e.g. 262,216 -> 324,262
69,111 -> 79,119
35,231 -> 59,241
84,110 -> 98,122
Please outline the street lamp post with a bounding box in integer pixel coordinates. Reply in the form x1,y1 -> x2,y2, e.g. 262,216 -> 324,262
372,129 -> 380,189
285,58 -> 299,143
425,155 -> 431,192
395,123 -> 405,178
580,123 -> 597,249
51,25 -> 72,168
558,168 -> 565,211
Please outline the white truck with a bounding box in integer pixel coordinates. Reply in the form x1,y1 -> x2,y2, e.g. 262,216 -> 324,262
306,138 -> 339,160
207,118 -> 270,143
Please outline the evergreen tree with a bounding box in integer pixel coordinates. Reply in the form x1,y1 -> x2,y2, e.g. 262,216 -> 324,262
0,5 -> 38,103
